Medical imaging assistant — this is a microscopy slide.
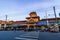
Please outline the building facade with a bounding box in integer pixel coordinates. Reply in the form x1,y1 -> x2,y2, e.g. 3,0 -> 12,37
26,12 -> 40,29
0,12 -> 60,30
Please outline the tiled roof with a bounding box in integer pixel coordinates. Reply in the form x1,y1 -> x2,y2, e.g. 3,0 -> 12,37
12,21 -> 26,24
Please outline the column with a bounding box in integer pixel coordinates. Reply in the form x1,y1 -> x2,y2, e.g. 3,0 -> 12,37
0,24 -> 1,30
4,24 -> 6,28
34,25 -> 36,29
0,24 -> 1,28
27,24 -> 30,29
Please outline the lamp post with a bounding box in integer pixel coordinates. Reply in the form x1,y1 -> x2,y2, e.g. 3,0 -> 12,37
4,15 -> 8,28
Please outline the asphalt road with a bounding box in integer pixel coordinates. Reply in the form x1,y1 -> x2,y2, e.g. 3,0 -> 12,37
38,32 -> 60,40
0,31 -> 60,40
14,31 -> 39,40
0,31 -> 40,40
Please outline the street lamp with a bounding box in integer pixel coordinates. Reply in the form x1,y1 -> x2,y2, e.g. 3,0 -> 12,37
4,15 -> 8,28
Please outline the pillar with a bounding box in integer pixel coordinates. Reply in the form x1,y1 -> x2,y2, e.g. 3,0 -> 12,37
0,24 -> 1,28
4,24 -> 6,28
27,24 -> 30,29
34,25 -> 36,29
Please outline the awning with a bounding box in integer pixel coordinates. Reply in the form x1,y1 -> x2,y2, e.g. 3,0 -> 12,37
8,24 -> 17,27
36,22 -> 47,26
8,24 -> 27,27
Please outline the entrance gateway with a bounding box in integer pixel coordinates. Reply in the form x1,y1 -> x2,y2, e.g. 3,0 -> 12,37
26,12 -> 40,29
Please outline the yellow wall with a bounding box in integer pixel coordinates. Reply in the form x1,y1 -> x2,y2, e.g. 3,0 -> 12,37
27,18 -> 39,22
32,18 -> 39,22
27,12 -> 40,22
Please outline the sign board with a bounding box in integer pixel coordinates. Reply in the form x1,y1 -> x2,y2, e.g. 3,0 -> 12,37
59,13 -> 60,17
36,21 -> 47,25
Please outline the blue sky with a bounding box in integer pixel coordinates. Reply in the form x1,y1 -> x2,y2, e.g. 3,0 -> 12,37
0,0 -> 60,21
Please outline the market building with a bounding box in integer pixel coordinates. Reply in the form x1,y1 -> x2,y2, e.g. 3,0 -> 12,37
40,18 -> 60,27
26,12 -> 40,29
0,12 -> 60,30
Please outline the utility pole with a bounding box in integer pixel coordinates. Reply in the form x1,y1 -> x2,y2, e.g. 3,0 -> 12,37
45,11 -> 49,26
5,15 -> 7,22
53,6 -> 59,32
53,6 -> 57,23
4,15 -> 8,28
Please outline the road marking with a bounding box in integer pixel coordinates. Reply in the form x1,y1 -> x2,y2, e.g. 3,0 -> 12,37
19,36 -> 38,39
14,32 -> 39,40
15,37 -> 38,40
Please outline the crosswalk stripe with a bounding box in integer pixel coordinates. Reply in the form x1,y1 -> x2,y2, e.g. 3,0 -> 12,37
15,37 -> 38,40
14,32 -> 39,40
19,36 -> 38,39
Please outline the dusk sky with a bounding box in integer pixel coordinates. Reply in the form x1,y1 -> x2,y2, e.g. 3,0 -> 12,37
0,0 -> 60,21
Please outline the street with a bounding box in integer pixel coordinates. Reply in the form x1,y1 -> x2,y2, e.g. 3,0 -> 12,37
38,32 -> 60,40
0,31 -> 60,40
14,31 -> 39,40
15,31 -> 60,40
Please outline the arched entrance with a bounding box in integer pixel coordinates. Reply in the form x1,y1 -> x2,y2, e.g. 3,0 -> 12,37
27,24 -> 37,29
29,26 -> 34,29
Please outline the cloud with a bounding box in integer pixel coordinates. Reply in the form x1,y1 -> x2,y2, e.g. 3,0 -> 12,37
0,0 -> 60,21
